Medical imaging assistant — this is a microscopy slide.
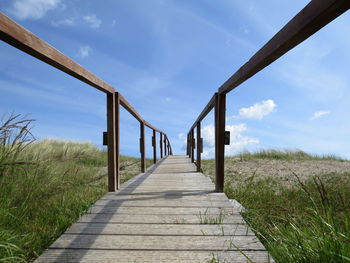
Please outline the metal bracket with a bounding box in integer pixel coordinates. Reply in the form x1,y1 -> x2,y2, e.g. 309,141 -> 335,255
103,131 -> 108,145
224,131 -> 230,145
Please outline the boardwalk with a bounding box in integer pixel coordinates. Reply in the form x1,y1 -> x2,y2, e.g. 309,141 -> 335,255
36,156 -> 273,262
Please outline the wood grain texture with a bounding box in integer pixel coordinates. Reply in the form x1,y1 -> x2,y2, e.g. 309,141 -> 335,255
218,0 -> 349,95
0,13 -> 114,94
35,156 -> 273,262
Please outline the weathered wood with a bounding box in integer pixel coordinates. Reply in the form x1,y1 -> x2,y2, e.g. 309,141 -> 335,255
0,13 -> 114,94
144,120 -> 163,134
215,93 -> 226,192
119,93 -> 143,122
190,93 -> 216,131
164,137 -> 167,156
140,122 -> 146,173
191,130 -> 195,163
196,122 -> 201,172
50,235 -> 264,250
115,92 -> 120,189
35,250 -> 273,263
66,222 -> 254,236
35,156 -> 273,263
218,0 -> 350,95
160,133 -> 163,158
152,130 -> 157,164
106,93 -> 117,192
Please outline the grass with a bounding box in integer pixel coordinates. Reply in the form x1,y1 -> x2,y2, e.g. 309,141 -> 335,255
0,114 -> 153,262
202,151 -> 350,263
236,149 -> 344,161
198,208 -> 225,225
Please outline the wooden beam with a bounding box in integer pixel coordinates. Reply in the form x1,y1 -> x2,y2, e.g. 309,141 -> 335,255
119,93 -> 143,122
190,93 -> 216,131
160,133 -> 163,159
115,92 -> 120,190
0,13 -> 114,94
191,130 -> 195,163
196,122 -> 201,173
140,122 -> 146,173
166,135 -> 173,155
164,137 -> 167,156
152,130 -> 157,164
106,93 -> 117,192
144,120 -> 163,134
215,93 -> 226,192
218,0 -> 350,95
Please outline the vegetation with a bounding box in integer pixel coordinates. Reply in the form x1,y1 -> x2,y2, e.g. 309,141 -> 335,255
236,149 -> 344,161
0,114 -> 151,262
202,151 -> 350,263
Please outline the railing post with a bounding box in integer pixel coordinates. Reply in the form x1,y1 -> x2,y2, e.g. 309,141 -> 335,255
215,92 -> 226,192
140,122 -> 146,173
152,129 -> 157,164
191,129 -> 195,163
106,92 -> 117,192
160,133 -> 163,158
196,122 -> 201,172
115,92 -> 120,189
186,133 -> 190,157
164,137 -> 167,156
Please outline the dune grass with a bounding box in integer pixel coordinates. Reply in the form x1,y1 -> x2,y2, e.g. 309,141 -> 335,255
0,114 -> 152,262
202,152 -> 350,262
236,149 -> 344,161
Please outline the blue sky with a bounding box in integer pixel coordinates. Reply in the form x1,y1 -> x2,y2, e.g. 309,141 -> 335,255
1,0 -> 350,159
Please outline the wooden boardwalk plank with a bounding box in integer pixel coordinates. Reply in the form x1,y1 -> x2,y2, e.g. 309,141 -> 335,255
35,155 -> 274,262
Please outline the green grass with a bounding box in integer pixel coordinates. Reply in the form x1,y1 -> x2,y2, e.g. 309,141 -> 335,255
0,114 -> 154,262
202,153 -> 350,263
236,149 -> 344,161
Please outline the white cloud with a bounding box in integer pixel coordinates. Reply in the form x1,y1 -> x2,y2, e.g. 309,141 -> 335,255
51,18 -> 74,27
310,110 -> 330,120
236,99 -> 276,120
77,45 -> 92,58
201,124 -> 259,158
9,0 -> 61,20
83,14 -> 101,29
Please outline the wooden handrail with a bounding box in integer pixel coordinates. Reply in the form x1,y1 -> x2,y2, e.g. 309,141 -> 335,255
218,0 -> 349,95
190,93 -> 216,131
1,14 -> 173,192
0,13 -> 114,94
187,0 -> 349,192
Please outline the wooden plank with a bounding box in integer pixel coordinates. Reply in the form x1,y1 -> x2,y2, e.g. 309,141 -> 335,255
218,0 -> 350,95
0,13 -> 114,94
106,93 -> 117,192
65,223 -> 255,236
78,213 -> 246,224
35,250 -> 274,263
215,93 -> 226,192
35,156 -> 272,263
50,235 -> 265,251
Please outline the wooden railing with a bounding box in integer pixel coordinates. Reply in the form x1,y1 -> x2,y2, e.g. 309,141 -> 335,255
187,0 -> 349,192
0,13 -> 173,192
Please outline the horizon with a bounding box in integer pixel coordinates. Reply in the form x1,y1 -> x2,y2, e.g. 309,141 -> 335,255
1,0 -> 350,159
